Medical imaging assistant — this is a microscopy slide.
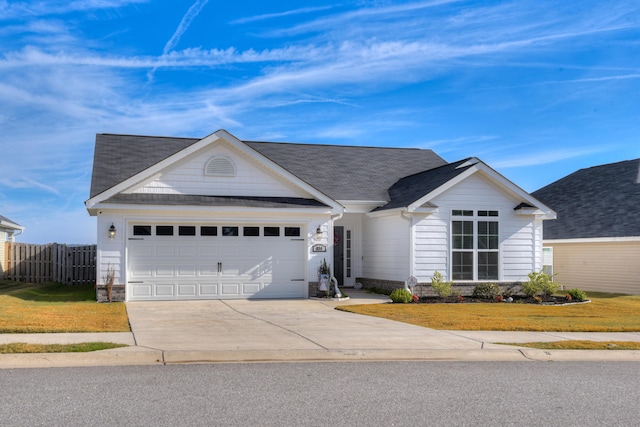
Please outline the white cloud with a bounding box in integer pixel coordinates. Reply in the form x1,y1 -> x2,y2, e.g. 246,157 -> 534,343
231,5 -> 337,25
491,147 -> 610,169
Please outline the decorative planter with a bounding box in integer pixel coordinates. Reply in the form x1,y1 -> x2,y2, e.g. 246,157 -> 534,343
318,274 -> 330,292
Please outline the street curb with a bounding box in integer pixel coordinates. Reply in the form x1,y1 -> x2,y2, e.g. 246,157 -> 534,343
3,346 -> 640,369
162,349 -> 530,363
0,347 -> 163,369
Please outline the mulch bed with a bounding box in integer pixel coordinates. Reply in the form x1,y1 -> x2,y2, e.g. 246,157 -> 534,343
414,295 -> 589,305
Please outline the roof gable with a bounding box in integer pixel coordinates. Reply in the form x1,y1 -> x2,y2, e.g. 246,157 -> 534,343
87,130 -> 340,212
376,158 -> 555,217
533,158 -> 640,239
126,142 -> 312,199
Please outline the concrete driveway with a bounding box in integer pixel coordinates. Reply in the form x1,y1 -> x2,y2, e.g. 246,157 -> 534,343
125,292 -> 497,362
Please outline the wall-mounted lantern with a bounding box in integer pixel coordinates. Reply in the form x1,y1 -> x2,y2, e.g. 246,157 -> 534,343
108,223 -> 116,239
315,226 -> 323,241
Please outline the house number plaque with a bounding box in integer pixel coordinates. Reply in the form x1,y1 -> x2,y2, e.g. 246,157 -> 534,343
312,244 -> 327,252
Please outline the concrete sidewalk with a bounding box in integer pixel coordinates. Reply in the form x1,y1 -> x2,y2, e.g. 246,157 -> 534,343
2,291 -> 640,368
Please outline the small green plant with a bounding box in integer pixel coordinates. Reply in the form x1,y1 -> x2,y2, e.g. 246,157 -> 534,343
567,288 -> 587,301
389,288 -> 413,303
521,272 -> 560,297
472,283 -> 502,299
318,259 -> 330,275
431,271 -> 454,298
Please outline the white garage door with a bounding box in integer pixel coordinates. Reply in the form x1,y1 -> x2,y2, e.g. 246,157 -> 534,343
127,224 -> 306,301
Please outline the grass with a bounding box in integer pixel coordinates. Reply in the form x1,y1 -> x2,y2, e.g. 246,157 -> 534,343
0,280 -> 130,333
337,292 -> 640,332
498,341 -> 640,350
0,342 -> 129,354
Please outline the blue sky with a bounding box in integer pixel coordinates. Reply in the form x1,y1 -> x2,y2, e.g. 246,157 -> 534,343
1,0 -> 639,244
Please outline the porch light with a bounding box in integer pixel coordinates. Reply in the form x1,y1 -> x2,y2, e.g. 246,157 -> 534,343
108,223 -> 116,239
315,226 -> 323,241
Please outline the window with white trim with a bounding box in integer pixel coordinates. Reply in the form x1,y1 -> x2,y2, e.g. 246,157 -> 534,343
451,210 -> 499,280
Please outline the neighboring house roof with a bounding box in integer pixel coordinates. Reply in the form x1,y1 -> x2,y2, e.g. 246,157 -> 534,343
532,158 -> 640,239
0,214 -> 23,231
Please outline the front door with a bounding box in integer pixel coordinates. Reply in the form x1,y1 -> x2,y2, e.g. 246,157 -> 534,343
333,226 -> 354,287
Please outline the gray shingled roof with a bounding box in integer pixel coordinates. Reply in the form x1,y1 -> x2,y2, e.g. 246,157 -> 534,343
532,159 -> 640,239
377,158 -> 473,210
89,133 -> 447,203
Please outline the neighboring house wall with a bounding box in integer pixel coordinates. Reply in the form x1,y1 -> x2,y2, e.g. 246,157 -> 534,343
362,214 -> 410,281
0,232 -> 6,279
546,239 -> 640,295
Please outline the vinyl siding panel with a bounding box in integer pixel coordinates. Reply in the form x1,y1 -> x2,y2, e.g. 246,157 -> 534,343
362,215 -> 410,281
547,240 -> 640,295
132,145 -> 308,198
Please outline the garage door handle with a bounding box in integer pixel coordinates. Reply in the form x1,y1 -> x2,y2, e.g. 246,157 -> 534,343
217,262 -> 222,273
291,279 -> 305,282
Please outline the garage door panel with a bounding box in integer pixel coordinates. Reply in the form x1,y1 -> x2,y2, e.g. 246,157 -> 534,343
155,284 -> 175,296
242,282 -> 261,294
178,265 -> 197,276
221,283 -> 240,295
131,264 -> 153,277
131,284 -> 152,297
200,283 -> 219,296
177,284 -> 197,296
156,266 -> 175,276
177,245 -> 197,257
127,224 -> 306,301
156,245 -> 175,256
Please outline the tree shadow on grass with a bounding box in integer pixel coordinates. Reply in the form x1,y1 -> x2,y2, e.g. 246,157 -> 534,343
0,281 -> 95,302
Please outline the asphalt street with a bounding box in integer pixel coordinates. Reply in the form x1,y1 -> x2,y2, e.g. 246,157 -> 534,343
1,361 -> 639,426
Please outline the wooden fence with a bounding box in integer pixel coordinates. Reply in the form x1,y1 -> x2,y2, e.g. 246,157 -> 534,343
3,242 -> 97,285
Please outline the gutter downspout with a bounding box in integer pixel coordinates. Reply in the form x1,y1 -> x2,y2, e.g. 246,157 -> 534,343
9,229 -> 23,242
400,209 -> 414,292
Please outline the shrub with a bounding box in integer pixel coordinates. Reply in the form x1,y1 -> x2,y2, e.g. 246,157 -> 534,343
431,271 -> 454,298
567,288 -> 587,301
389,288 -> 413,303
522,272 -> 560,297
472,283 -> 502,299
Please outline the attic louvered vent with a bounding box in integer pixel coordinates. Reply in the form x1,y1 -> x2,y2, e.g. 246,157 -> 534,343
205,156 -> 236,177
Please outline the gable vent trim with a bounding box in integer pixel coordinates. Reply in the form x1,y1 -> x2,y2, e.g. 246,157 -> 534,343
205,156 -> 236,177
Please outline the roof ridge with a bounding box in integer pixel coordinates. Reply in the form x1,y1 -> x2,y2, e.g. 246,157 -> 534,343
245,140 -> 433,151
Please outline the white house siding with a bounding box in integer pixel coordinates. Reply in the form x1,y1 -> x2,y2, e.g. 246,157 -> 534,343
419,174 -> 541,283
362,214 -> 410,281
130,145 -> 308,198
413,214 -> 448,280
546,239 -> 640,295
